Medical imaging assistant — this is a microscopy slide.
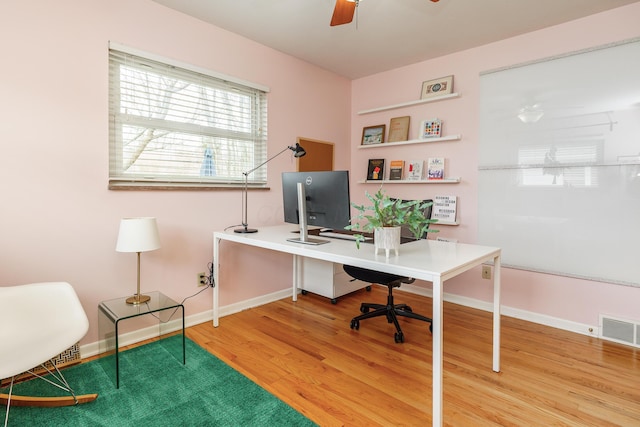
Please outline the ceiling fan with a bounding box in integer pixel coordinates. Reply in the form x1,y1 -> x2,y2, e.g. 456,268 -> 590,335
330,0 -> 440,27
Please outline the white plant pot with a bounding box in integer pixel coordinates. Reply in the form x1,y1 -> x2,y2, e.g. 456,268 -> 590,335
374,226 -> 401,258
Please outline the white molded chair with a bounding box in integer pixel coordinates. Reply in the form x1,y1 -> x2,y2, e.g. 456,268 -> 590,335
0,282 -> 97,426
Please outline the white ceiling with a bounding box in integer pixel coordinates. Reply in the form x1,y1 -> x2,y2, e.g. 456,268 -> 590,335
152,0 -> 639,79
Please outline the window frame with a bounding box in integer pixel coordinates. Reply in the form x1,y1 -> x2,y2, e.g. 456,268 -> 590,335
108,42 -> 269,190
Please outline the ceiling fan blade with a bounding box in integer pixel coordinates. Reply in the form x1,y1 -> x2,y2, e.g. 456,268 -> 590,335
330,0 -> 356,26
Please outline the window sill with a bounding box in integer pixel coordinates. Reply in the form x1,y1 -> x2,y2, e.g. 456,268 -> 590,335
108,182 -> 270,191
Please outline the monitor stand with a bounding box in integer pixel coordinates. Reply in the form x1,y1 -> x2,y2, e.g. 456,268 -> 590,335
286,182 -> 329,245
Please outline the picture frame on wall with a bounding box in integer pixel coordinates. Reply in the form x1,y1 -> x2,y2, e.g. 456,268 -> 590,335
420,75 -> 453,99
361,124 -> 386,145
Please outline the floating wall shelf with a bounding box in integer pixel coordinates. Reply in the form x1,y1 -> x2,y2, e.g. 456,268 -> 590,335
432,221 -> 460,226
357,178 -> 461,184
357,93 -> 460,115
358,134 -> 461,149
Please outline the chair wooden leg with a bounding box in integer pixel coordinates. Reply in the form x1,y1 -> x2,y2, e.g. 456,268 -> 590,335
1,360 -> 98,427
0,392 -> 98,407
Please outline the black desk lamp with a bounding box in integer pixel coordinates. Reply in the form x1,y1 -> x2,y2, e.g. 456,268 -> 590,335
235,143 -> 306,233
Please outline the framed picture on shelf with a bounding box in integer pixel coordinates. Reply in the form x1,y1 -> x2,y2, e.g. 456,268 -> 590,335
387,116 -> 410,142
420,75 -> 453,99
361,124 -> 386,145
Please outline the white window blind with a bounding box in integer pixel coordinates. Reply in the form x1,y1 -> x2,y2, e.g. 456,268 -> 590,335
109,47 -> 268,188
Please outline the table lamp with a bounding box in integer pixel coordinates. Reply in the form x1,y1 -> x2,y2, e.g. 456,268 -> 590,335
116,217 -> 161,304
235,143 -> 306,233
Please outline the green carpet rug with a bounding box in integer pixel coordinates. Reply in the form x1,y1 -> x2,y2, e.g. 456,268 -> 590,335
2,336 -> 316,426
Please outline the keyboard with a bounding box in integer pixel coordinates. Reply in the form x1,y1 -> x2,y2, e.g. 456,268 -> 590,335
318,231 -> 372,242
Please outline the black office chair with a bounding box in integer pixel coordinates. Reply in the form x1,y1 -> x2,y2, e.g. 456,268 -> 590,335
346,199 -> 434,343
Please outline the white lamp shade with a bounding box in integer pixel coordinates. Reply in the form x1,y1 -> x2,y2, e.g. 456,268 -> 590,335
116,217 -> 161,253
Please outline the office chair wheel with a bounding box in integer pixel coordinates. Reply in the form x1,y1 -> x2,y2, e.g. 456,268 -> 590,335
360,305 -> 370,314
301,290 -> 308,295
350,319 -> 360,330
365,286 -> 372,291
394,332 -> 404,343
331,298 -> 338,305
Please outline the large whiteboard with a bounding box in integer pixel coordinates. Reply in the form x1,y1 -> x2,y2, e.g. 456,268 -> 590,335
478,38 -> 640,287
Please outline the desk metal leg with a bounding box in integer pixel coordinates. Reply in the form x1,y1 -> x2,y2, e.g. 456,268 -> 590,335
213,236 -> 220,327
493,255 -> 501,372
292,255 -> 299,301
432,277 -> 443,427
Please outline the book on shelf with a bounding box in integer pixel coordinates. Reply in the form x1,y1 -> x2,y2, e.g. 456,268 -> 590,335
420,118 -> 442,139
427,157 -> 445,180
367,158 -> 385,181
406,160 -> 423,180
388,160 -> 405,180
432,195 -> 457,224
387,116 -> 410,142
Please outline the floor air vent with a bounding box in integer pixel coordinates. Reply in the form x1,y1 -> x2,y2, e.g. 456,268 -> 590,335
600,315 -> 640,348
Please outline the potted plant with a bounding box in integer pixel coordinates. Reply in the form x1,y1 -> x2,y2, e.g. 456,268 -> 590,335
345,188 -> 438,256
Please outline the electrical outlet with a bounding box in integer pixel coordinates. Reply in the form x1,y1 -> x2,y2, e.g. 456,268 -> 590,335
198,272 -> 207,287
481,265 -> 492,280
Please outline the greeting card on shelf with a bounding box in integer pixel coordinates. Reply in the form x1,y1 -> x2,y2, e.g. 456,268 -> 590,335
406,160 -> 423,180
389,160 -> 405,180
367,159 -> 385,180
432,195 -> 457,224
427,157 -> 445,180
420,118 -> 442,139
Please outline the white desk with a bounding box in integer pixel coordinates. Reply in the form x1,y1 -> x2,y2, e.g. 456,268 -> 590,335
213,225 -> 501,427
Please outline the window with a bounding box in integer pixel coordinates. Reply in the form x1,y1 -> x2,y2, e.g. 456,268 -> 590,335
109,45 -> 268,189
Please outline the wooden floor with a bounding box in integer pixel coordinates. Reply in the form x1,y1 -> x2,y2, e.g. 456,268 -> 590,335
186,286 -> 640,426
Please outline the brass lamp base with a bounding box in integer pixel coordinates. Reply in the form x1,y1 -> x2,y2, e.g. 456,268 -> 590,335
126,294 -> 151,305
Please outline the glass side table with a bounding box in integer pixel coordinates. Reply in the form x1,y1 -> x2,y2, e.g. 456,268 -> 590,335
98,291 -> 185,388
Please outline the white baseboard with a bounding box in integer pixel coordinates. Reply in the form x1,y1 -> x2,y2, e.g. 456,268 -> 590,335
81,286 -> 599,358
401,283 -> 599,337
80,289 -> 291,358
217,288 -> 293,319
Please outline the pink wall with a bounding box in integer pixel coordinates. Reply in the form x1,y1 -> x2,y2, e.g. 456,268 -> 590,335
2,1 -> 638,350
0,0 -> 351,345
350,3 -> 640,329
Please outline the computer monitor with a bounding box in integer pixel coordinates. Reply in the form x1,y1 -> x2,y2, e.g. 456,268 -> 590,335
282,171 -> 351,244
